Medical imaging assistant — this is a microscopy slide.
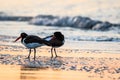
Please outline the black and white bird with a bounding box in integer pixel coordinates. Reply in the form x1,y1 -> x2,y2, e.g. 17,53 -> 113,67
14,32 -> 45,60
43,32 -> 65,58
14,32 -> 65,59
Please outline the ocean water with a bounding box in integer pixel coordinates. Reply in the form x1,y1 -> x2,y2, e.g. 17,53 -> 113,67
0,0 -> 120,53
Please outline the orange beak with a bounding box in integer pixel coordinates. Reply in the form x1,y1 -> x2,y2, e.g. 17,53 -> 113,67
14,36 -> 21,42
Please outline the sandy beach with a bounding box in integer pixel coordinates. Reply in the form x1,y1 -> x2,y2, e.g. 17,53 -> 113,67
0,42 -> 120,80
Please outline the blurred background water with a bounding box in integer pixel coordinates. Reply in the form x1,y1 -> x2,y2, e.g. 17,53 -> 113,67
0,0 -> 120,23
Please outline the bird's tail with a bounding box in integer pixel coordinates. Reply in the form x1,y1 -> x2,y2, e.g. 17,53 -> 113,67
41,39 -> 51,46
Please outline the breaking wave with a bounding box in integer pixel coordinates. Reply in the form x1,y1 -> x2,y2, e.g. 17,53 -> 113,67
0,12 -> 120,31
29,15 -> 120,31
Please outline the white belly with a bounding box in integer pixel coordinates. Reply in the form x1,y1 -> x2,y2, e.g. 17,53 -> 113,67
22,38 -> 44,49
23,43 -> 43,49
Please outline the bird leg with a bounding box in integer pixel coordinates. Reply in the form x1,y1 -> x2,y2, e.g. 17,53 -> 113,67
51,47 -> 53,58
28,49 -> 31,59
34,48 -> 36,60
54,48 -> 58,58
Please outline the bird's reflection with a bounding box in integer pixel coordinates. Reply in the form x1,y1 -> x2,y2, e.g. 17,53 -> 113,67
20,65 -> 48,80
20,57 -> 63,80
20,66 -> 37,80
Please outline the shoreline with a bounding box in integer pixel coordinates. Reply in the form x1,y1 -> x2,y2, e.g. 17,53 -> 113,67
0,44 -> 120,58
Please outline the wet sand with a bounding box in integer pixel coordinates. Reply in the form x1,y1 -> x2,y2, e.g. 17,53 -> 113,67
0,44 -> 120,80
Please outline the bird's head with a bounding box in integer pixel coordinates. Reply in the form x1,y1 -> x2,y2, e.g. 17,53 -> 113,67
53,32 -> 64,41
14,32 -> 28,42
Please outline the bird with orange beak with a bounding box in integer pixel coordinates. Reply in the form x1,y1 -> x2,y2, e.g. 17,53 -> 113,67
14,32 -> 44,60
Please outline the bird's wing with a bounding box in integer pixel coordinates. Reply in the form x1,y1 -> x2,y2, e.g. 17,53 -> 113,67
43,35 -> 53,41
24,35 -> 43,44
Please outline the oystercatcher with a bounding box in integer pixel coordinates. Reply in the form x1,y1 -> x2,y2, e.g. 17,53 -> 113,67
14,32 -> 45,60
43,32 -> 65,58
